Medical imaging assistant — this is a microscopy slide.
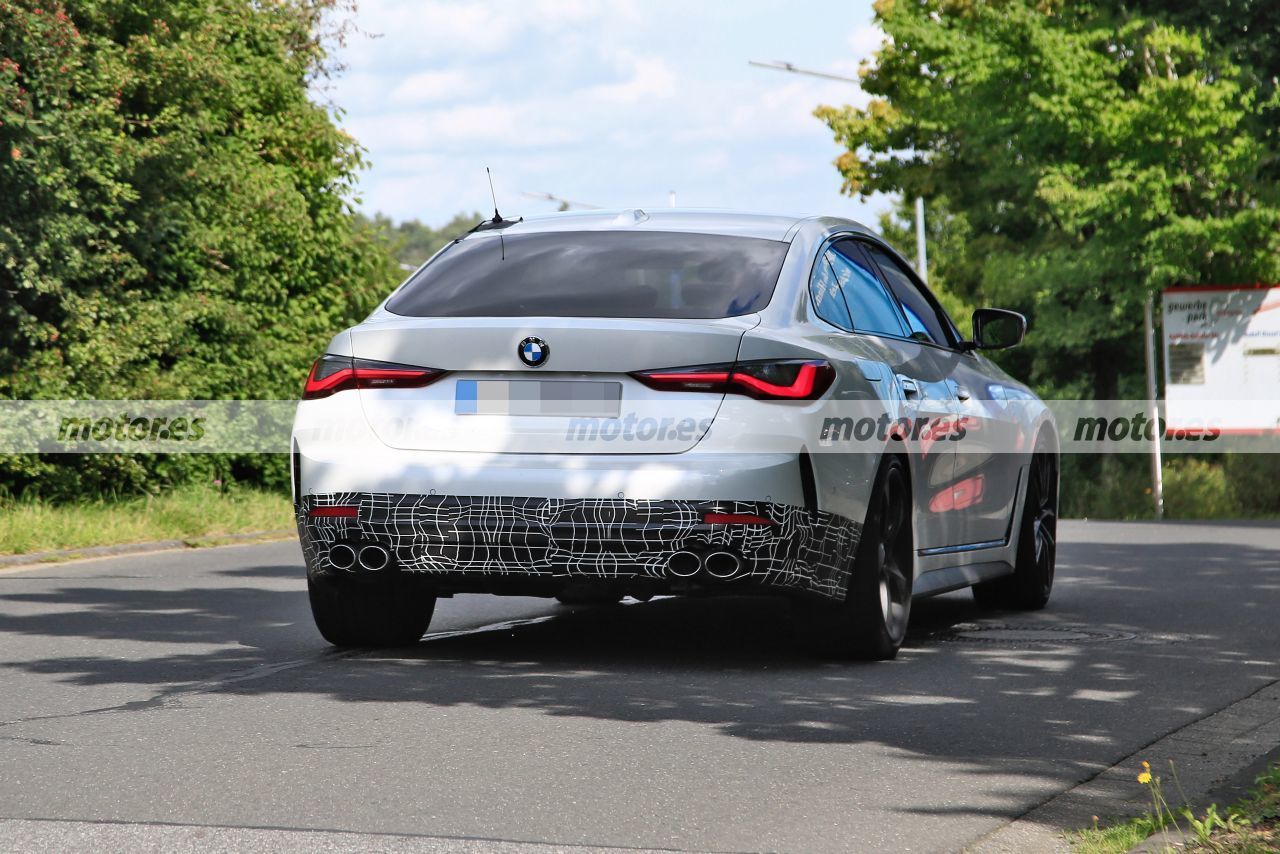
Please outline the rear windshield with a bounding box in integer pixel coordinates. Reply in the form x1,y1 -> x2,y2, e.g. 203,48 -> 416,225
385,230 -> 789,319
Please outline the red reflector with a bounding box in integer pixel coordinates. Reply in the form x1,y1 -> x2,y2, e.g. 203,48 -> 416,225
309,506 -> 358,519
703,512 -> 776,526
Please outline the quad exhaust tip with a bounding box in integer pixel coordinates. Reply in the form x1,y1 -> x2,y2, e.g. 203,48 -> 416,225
328,542 -> 391,572
329,543 -> 357,571
358,544 -> 390,571
666,549 -> 742,579
667,550 -> 701,578
703,551 -> 741,579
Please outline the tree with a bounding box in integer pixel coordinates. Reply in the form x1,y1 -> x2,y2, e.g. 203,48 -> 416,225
360,211 -> 483,269
0,0 -> 400,498
816,0 -> 1280,399
0,0 -> 398,400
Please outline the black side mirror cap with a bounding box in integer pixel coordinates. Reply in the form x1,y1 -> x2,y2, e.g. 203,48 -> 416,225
965,308 -> 1027,350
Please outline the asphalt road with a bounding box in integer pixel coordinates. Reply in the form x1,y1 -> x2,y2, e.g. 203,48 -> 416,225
1,520 -> 1277,853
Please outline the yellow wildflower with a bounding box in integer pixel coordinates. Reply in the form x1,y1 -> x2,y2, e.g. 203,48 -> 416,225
1138,771 -> 1152,785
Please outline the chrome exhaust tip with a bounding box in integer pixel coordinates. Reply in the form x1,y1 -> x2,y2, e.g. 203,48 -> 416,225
358,544 -> 391,572
703,551 -> 741,579
667,550 -> 702,578
328,543 -> 357,571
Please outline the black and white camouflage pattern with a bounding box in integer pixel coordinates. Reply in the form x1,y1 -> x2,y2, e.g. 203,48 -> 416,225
297,493 -> 861,599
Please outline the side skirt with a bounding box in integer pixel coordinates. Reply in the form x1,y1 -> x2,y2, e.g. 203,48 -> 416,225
912,560 -> 1014,600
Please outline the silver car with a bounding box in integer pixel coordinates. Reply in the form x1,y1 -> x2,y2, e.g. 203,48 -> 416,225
292,210 -> 1058,659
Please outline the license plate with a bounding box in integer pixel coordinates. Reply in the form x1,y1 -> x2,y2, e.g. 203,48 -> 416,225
455,380 -> 622,417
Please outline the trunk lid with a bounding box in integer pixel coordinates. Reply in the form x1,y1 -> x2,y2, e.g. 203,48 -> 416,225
351,315 -> 758,454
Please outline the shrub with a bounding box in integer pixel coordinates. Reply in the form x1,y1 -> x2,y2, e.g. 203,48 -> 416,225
1161,458 -> 1240,519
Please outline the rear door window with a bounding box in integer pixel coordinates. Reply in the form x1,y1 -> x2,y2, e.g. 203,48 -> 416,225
385,230 -> 789,319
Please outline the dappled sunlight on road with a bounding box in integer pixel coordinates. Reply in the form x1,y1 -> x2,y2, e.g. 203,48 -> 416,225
0,521 -> 1277,847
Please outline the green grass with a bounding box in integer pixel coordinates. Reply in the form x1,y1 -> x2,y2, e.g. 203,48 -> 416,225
1069,815 -> 1162,853
1069,763 -> 1280,853
1184,763 -> 1280,853
0,485 -> 294,558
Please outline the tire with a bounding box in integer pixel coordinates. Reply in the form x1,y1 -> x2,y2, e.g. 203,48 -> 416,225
972,441 -> 1057,610
800,455 -> 913,661
555,583 -> 624,606
307,576 -> 437,647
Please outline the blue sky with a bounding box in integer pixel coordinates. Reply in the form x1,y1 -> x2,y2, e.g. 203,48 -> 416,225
325,1 -> 888,228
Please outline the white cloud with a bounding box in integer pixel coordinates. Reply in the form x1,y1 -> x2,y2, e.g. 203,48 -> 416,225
340,0 -> 631,68
726,78 -> 869,139
848,23 -> 886,60
390,69 -> 477,105
326,0 -> 890,225
349,101 -> 581,153
527,0 -> 633,28
585,56 -> 677,105
343,0 -> 523,61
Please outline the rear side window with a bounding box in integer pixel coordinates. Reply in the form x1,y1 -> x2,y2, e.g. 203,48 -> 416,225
862,244 -> 954,345
810,250 -> 854,331
385,231 -> 789,319
829,242 -> 909,338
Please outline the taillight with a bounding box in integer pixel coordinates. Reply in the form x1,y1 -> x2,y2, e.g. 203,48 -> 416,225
731,361 -> 835,399
631,359 -> 834,401
303,355 -> 448,400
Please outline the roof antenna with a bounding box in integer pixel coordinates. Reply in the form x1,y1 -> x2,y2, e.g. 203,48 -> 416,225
487,167 -> 503,223
487,167 -> 506,260
451,168 -> 523,247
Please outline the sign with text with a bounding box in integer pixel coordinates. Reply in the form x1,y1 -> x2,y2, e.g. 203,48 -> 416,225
1163,284 -> 1280,434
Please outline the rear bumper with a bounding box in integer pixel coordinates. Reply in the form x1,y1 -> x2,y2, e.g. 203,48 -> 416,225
294,437 -> 810,505
297,493 -> 860,600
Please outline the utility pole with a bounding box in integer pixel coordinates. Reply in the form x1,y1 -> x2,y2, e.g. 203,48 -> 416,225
915,196 -> 927,284
1144,294 -> 1165,520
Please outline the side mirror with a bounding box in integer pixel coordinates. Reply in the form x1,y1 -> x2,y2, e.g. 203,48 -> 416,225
966,308 -> 1026,350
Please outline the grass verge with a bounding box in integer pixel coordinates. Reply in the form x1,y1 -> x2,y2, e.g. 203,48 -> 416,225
0,485 -> 294,558
1183,762 -> 1280,852
1071,817 -> 1160,853
1069,761 -> 1280,852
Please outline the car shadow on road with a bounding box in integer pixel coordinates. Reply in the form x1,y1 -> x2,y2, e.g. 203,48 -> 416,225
2,534 -> 1277,834
3,541 -> 1279,772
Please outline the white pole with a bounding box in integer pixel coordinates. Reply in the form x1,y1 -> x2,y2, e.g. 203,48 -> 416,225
914,196 -> 927,285
1144,294 -> 1165,520
669,190 -> 677,208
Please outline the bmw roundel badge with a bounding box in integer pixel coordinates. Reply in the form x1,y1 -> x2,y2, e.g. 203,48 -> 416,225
518,336 -> 549,368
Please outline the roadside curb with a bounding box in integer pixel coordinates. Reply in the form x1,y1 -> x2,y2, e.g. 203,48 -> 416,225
967,678 -> 1280,853
0,529 -> 296,570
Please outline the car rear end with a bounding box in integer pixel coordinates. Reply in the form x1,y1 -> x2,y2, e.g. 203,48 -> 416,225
292,215 -> 862,609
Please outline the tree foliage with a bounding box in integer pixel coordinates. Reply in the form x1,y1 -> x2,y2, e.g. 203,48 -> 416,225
817,0 -> 1280,398
0,0 -> 398,401
0,0 -> 401,498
